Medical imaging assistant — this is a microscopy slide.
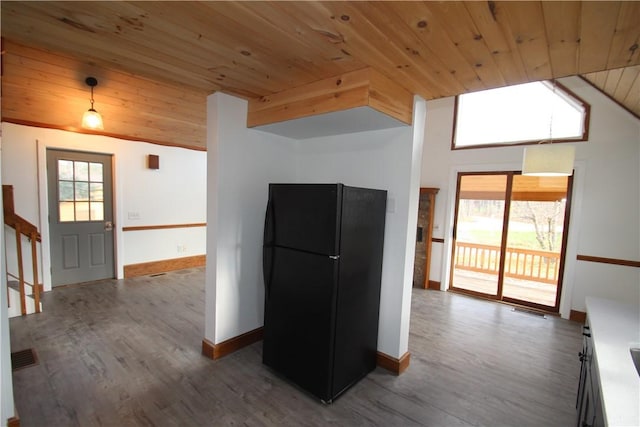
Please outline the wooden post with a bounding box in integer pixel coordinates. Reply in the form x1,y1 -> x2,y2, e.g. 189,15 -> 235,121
15,223 -> 26,315
30,231 -> 41,313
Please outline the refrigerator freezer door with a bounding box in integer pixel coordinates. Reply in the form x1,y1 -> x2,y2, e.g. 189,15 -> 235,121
262,246 -> 339,402
266,184 -> 342,256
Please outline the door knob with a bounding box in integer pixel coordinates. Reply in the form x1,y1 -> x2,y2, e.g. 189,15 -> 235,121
104,221 -> 114,231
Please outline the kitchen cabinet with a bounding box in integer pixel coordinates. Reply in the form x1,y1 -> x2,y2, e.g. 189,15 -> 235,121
576,323 -> 604,427
581,297 -> 640,427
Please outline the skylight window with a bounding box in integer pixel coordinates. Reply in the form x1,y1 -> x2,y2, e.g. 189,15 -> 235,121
453,81 -> 589,149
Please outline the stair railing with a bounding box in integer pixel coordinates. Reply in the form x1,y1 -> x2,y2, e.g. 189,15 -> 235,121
3,185 -> 41,315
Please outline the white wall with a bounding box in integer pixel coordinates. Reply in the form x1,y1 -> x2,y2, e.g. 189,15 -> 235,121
420,76 -> 640,317
205,93 -> 297,343
1,123 -> 207,288
205,93 -> 425,359
293,98 -> 425,358
0,137 -> 16,426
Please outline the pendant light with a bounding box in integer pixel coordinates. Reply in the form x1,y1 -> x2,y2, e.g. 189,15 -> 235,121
522,81 -> 575,176
522,144 -> 575,176
81,77 -> 104,130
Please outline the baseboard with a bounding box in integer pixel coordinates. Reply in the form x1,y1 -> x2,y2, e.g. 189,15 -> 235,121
202,327 -> 264,360
201,338 -> 215,359
8,414 -> 20,427
570,310 -> 587,323
376,351 -> 410,375
123,255 -> 206,278
428,280 -> 441,290
203,331 -> 411,375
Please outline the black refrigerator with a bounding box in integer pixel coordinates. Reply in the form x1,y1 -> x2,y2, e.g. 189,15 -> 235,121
262,183 -> 387,403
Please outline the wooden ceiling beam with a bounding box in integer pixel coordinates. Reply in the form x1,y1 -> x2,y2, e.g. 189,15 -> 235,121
247,68 -> 413,128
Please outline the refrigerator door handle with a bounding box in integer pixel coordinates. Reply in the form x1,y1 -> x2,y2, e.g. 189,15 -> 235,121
329,255 -> 340,260
264,199 -> 275,246
263,198 -> 276,298
263,246 -> 273,298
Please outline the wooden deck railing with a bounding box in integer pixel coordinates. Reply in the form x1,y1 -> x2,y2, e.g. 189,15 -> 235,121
454,241 -> 560,284
3,185 -> 42,315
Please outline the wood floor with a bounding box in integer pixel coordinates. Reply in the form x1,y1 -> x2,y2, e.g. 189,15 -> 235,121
9,267 -> 582,426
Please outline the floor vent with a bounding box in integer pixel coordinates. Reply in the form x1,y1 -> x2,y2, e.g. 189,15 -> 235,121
150,273 -> 166,277
11,348 -> 38,371
511,307 -> 546,319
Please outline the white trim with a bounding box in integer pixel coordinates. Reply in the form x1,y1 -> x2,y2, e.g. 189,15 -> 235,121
558,160 -> 585,318
36,139 -> 52,290
37,142 -> 122,290
0,134 -> 17,424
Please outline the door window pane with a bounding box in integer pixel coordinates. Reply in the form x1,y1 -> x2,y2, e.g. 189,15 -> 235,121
503,175 -> 568,306
75,202 -> 90,221
59,202 -> 75,222
75,182 -> 89,201
451,174 -> 507,297
90,183 -> 103,201
59,181 -> 74,201
90,202 -> 104,221
90,162 -> 103,182
57,159 -> 106,223
74,162 -> 89,181
58,160 -> 74,180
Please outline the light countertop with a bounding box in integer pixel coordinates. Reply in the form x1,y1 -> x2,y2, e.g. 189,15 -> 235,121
585,297 -> 640,427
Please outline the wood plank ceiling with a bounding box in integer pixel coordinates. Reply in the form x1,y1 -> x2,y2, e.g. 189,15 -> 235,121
1,1 -> 639,149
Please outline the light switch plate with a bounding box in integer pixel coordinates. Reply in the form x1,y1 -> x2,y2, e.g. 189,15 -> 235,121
387,197 -> 396,213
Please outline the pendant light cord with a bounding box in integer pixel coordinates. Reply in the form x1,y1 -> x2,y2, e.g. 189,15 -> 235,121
89,86 -> 95,111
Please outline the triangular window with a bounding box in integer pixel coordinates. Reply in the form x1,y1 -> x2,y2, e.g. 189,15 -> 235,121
453,81 -> 589,149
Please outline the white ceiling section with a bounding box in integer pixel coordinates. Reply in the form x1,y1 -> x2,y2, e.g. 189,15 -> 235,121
254,106 -> 408,140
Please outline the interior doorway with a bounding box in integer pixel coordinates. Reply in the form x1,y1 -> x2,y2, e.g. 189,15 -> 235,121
449,172 -> 573,312
46,149 -> 115,286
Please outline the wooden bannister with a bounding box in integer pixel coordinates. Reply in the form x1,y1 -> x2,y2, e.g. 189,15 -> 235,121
3,185 -> 42,315
3,185 -> 41,242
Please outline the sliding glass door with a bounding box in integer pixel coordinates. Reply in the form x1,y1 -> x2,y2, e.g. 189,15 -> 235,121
450,172 -> 572,312
450,174 -> 508,298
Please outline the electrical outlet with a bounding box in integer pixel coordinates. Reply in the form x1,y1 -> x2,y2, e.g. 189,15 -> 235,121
177,244 -> 186,253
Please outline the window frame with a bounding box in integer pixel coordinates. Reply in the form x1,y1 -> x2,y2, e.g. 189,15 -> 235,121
451,80 -> 591,151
